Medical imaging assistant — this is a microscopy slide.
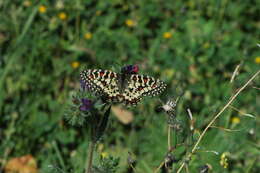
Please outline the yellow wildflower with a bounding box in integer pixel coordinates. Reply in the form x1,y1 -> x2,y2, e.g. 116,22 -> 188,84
220,152 -> 229,169
123,5 -> 129,11
153,65 -> 160,73
101,152 -> 108,159
231,117 -> 240,124
187,0 -> 195,9
23,0 -> 31,7
255,56 -> 260,64
125,19 -> 135,27
38,5 -> 47,13
58,12 -> 67,20
70,150 -> 77,157
163,32 -> 172,39
96,10 -> 102,16
84,32 -> 92,40
56,0 -> 64,9
203,42 -> 210,49
162,69 -> 174,79
71,61 -> 80,69
97,144 -> 104,152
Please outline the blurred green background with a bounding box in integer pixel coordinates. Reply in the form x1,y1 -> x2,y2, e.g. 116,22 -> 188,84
0,0 -> 259,172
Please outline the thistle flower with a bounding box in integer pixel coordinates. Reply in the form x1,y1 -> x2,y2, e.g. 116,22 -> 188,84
79,98 -> 93,111
121,65 -> 139,74
65,99 -> 92,126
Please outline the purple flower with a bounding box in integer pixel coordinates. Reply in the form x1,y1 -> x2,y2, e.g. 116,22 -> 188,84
79,98 -> 92,111
121,65 -> 139,74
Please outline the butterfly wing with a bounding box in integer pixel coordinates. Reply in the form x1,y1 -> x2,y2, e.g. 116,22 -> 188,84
80,69 -> 121,102
122,74 -> 167,106
80,69 -> 167,106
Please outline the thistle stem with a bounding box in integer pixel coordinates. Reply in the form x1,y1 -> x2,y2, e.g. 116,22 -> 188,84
167,126 -> 171,151
85,141 -> 95,173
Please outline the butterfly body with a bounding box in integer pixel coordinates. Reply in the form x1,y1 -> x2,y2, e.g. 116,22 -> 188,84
80,69 -> 166,106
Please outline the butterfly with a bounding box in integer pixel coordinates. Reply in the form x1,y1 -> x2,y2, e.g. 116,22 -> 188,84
80,68 -> 166,106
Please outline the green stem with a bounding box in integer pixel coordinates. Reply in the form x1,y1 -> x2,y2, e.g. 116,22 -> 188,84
85,141 -> 95,173
167,125 -> 171,151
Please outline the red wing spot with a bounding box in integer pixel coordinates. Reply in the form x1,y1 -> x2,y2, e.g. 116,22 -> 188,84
152,84 -> 157,88
138,87 -> 143,91
144,78 -> 148,83
89,74 -> 94,79
99,72 -> 104,76
110,73 -> 114,78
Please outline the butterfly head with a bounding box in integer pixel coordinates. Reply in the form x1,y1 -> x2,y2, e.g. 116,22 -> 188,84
121,65 -> 139,74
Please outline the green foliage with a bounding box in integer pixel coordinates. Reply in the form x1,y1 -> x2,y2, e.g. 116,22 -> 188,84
93,156 -> 120,173
0,0 -> 259,173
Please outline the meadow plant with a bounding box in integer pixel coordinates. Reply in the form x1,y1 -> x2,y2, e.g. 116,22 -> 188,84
65,64 -> 157,173
65,85 -> 113,173
1,1 -> 259,173
65,65 -> 259,173
138,70 -> 259,173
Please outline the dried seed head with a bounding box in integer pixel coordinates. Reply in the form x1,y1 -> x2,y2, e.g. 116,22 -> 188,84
127,152 -> 136,168
199,164 -> 212,173
162,100 -> 176,113
161,98 -> 179,118
164,153 -> 176,168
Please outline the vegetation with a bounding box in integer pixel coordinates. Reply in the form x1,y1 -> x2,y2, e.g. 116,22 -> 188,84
0,0 -> 259,173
